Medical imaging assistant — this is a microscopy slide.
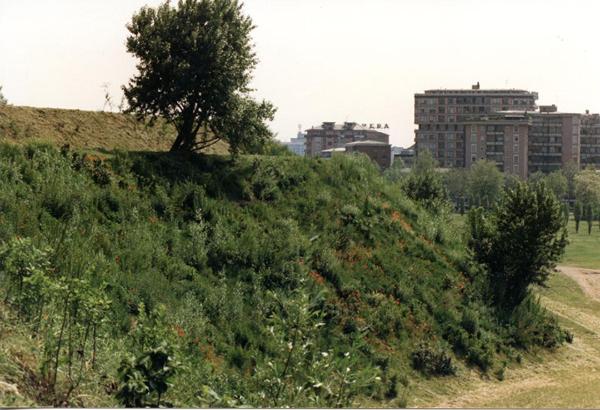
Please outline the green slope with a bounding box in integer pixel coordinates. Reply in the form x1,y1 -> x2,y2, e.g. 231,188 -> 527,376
0,143 -> 562,407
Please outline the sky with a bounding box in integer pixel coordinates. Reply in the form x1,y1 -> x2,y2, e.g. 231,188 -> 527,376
2,0 -> 600,147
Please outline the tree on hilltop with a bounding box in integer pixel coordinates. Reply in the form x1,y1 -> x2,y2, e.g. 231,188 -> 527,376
123,0 -> 275,154
0,85 -> 7,106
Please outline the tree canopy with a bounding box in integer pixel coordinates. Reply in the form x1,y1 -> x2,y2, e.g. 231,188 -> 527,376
575,169 -> 600,207
529,170 -> 567,200
0,85 -> 7,106
467,160 -> 503,208
123,0 -> 275,154
468,182 -> 567,310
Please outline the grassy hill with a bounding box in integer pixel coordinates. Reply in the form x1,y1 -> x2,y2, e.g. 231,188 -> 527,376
0,105 -> 227,154
0,141 -> 567,407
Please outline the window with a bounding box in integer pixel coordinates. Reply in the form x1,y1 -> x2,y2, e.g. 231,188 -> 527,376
513,155 -> 519,164
514,144 -> 519,153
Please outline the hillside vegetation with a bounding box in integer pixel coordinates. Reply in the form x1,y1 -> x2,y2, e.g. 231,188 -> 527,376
0,143 -> 566,407
0,105 -> 227,154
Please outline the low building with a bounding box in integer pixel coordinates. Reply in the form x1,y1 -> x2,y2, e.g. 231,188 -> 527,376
305,121 -> 389,157
392,145 -> 416,168
320,147 -> 346,158
345,140 -> 392,169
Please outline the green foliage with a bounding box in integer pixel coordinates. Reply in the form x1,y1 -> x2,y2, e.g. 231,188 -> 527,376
467,160 -> 504,208
574,200 -> 583,233
468,182 -> 567,310
411,341 -> 455,376
508,295 -> 570,349
0,143 -> 571,406
252,285 -> 380,407
116,304 -> 179,408
0,237 -> 111,404
123,0 -> 275,154
0,85 -> 6,106
402,150 -> 448,212
402,172 -> 448,212
529,170 -> 567,200
444,168 -> 468,214
383,158 -> 406,183
412,148 -> 437,175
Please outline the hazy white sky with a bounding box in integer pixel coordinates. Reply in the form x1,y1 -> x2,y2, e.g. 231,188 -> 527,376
2,0 -> 600,147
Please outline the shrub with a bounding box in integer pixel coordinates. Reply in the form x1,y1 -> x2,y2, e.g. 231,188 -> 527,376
411,341 -> 455,376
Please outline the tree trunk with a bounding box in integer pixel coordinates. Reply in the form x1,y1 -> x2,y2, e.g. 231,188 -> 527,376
170,108 -> 197,152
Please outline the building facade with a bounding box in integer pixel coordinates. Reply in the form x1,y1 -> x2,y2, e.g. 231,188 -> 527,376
528,109 -> 581,173
413,84 -> 599,176
305,122 -> 389,157
414,83 -> 538,168
345,140 -> 392,169
463,112 -> 531,178
392,145 -> 416,168
284,131 -> 306,156
580,111 -> 600,169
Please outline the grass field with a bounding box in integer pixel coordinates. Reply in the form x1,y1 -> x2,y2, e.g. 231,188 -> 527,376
563,217 -> 600,269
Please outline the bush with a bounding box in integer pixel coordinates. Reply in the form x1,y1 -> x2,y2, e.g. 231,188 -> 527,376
411,341 -> 455,376
509,295 -> 570,349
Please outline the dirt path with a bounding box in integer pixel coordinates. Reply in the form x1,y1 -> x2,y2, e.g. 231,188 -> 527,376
417,265 -> 600,408
557,265 -> 600,301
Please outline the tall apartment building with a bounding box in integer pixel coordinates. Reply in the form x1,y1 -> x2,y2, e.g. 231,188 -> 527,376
414,84 -> 538,168
528,107 -> 580,173
463,112 -> 531,178
305,122 -> 389,157
581,111 -> 600,168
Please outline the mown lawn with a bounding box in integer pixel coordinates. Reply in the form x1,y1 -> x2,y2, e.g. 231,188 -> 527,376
562,217 -> 600,269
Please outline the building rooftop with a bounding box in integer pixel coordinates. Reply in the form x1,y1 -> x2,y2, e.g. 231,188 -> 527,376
321,147 -> 347,153
417,89 -> 536,96
308,121 -> 389,134
345,140 -> 390,147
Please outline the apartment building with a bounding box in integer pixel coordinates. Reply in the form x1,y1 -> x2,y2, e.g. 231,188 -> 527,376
414,83 -> 538,168
305,122 -> 389,157
528,107 -> 581,173
463,111 -> 530,178
581,111 -> 600,168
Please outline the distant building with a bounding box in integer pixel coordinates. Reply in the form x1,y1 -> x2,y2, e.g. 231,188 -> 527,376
305,121 -> 389,157
320,147 -> 346,158
528,108 -> 580,173
581,111 -> 600,169
284,131 -> 306,156
412,83 -> 600,176
392,145 -> 415,168
414,83 -> 538,168
345,140 -> 392,169
459,108 -> 581,177
463,111 -> 531,178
